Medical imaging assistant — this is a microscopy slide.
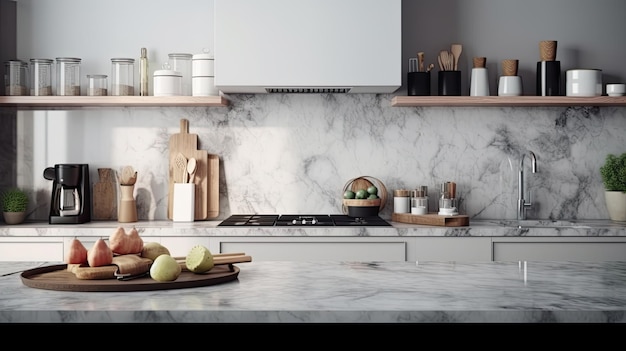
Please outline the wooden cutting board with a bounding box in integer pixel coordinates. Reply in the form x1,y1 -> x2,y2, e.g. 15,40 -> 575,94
207,153 -> 219,218
92,168 -> 117,220
168,119 -> 208,220
391,212 -> 470,227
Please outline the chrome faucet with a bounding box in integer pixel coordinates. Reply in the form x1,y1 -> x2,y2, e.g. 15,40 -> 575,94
518,151 -> 537,220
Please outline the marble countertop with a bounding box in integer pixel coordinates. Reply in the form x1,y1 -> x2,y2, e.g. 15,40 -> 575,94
2,260 -> 626,323
1,218 -> 626,238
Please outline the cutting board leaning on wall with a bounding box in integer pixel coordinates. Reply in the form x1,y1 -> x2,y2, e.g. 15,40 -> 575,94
168,119 -> 219,220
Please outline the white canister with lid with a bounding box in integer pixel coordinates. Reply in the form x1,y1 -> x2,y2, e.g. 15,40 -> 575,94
153,69 -> 182,96
192,53 -> 214,76
192,52 -> 218,96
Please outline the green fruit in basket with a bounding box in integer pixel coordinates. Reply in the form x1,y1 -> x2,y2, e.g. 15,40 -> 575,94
367,186 -> 378,195
343,190 -> 356,199
355,189 -> 368,199
186,245 -> 215,273
368,194 -> 379,199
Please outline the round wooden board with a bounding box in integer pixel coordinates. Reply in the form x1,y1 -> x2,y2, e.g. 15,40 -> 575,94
21,264 -> 239,292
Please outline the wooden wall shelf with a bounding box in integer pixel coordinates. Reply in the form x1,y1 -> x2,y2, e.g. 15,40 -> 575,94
391,95 -> 626,107
0,95 -> 229,109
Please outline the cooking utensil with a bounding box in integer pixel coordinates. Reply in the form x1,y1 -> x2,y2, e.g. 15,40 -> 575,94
417,52 -> 425,72
174,152 -> 187,183
408,57 -> 418,73
121,166 -> 134,185
187,157 -> 197,183
438,52 -> 445,71
451,44 -> 462,71
168,118 -> 209,220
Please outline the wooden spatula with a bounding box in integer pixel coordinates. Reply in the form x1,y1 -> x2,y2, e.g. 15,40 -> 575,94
451,44 -> 462,71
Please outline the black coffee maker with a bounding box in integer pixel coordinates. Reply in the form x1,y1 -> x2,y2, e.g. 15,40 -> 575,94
43,164 -> 91,224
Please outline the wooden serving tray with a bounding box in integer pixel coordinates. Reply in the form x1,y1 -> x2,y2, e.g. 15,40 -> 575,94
21,264 -> 240,292
392,212 -> 470,227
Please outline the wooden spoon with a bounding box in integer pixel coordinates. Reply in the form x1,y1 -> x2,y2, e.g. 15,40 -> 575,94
187,157 -> 197,184
451,44 -> 462,71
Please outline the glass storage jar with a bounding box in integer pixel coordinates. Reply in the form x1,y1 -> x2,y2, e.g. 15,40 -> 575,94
4,60 -> 29,96
30,58 -> 53,96
56,57 -> 81,96
110,58 -> 135,96
168,53 -> 192,96
87,74 -> 108,96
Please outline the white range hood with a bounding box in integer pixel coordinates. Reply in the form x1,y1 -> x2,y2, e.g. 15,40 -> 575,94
214,0 -> 401,94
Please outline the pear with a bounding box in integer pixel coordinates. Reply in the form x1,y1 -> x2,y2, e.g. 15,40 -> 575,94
87,238 -> 113,267
65,238 -> 88,264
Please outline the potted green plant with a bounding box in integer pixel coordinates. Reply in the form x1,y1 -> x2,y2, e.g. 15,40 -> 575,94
1,188 -> 29,224
600,153 -> 626,222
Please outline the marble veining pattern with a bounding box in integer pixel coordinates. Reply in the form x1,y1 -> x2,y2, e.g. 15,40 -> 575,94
1,219 -> 625,238
2,260 -> 626,323
9,94 -> 626,224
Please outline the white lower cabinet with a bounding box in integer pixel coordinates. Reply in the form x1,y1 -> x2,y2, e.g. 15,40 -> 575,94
218,237 -> 407,261
492,237 -> 626,261
0,237 -> 64,261
411,237 -> 492,262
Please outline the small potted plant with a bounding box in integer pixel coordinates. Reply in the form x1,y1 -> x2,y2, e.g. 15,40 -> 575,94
1,188 -> 29,224
600,153 -> 626,222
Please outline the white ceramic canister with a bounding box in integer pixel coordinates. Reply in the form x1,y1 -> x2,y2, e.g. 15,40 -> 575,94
192,53 -> 214,76
192,52 -> 218,96
566,69 -> 602,97
393,189 -> 410,214
153,69 -> 182,96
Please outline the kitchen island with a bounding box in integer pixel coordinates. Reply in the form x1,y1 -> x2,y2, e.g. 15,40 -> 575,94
1,260 -> 625,323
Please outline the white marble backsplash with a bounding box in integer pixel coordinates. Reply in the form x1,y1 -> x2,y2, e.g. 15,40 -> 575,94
14,94 -> 626,221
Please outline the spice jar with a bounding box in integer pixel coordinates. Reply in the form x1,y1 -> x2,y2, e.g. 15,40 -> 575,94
438,181 -> 458,215
56,57 -> 81,96
87,74 -> 108,96
110,58 -> 135,96
393,189 -> 410,214
411,186 -> 429,215
30,58 -> 53,96
4,60 -> 29,96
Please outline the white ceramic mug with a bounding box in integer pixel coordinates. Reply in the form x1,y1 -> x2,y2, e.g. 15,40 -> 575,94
498,76 -> 522,96
566,69 -> 602,97
470,68 -> 490,96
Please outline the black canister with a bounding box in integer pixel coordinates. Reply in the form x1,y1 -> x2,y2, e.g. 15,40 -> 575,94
408,71 -> 431,96
536,61 -> 561,96
438,71 -> 462,96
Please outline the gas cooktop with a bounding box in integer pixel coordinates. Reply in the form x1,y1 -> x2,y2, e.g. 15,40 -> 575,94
217,214 -> 391,227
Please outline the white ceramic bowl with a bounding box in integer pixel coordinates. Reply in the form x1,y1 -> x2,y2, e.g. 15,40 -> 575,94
606,83 -> 626,96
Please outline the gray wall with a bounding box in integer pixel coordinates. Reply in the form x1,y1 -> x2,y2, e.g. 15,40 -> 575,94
401,0 -> 626,95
